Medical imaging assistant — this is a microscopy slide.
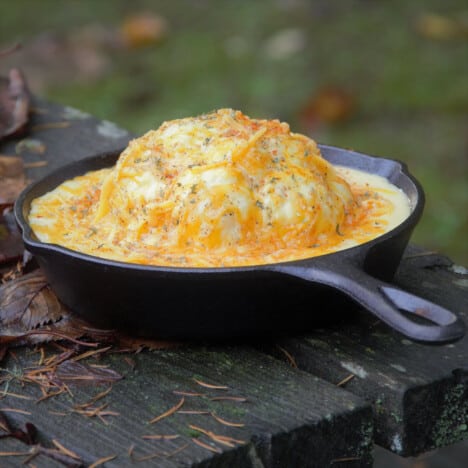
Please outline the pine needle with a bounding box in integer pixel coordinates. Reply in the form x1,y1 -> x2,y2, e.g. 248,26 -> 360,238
148,397 -> 184,424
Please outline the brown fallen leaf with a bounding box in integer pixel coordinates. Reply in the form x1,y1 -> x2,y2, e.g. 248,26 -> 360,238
0,411 -> 37,445
121,12 -> 169,48
0,207 -> 24,265
0,176 -> 27,210
0,69 -> 30,140
54,360 -> 122,386
0,317 -> 103,348
0,270 -> 97,349
299,85 -> 356,130
0,155 -> 24,177
0,270 -> 64,332
0,155 -> 27,210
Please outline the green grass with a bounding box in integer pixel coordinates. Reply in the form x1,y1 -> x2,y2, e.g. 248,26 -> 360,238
1,0 -> 467,262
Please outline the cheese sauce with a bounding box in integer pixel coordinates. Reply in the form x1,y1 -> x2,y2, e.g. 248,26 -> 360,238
29,109 -> 411,267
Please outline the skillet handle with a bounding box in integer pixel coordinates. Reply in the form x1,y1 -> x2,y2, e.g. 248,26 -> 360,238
273,260 -> 465,343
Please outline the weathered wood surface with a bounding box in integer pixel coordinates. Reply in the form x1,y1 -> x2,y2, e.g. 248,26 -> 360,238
1,99 -> 467,465
0,347 -> 373,467
270,248 -> 467,457
0,97 -> 132,181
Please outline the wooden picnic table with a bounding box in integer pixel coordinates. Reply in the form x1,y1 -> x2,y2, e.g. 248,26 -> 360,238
0,99 -> 467,467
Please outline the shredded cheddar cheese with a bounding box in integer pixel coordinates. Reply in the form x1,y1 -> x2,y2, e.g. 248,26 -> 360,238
29,109 -> 411,267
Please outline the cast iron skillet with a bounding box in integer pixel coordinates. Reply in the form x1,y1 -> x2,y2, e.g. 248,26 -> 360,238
15,146 -> 465,343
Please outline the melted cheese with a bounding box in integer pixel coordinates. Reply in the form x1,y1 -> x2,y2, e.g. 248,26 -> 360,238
29,109 -> 411,267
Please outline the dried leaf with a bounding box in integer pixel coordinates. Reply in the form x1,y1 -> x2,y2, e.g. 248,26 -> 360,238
0,69 -> 30,139
24,422 -> 37,444
0,269 -> 95,348
415,13 -> 468,41
54,360 -> 122,386
0,177 -> 27,209
0,156 -> 27,209
0,411 -> 37,445
0,155 -> 24,177
0,270 -> 64,332
3,323 -> 100,348
299,85 -> 356,129
121,12 -> 169,48
0,208 -> 24,264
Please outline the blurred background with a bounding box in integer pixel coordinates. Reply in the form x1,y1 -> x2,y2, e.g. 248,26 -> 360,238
0,1 -> 467,465
1,0 -> 467,264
